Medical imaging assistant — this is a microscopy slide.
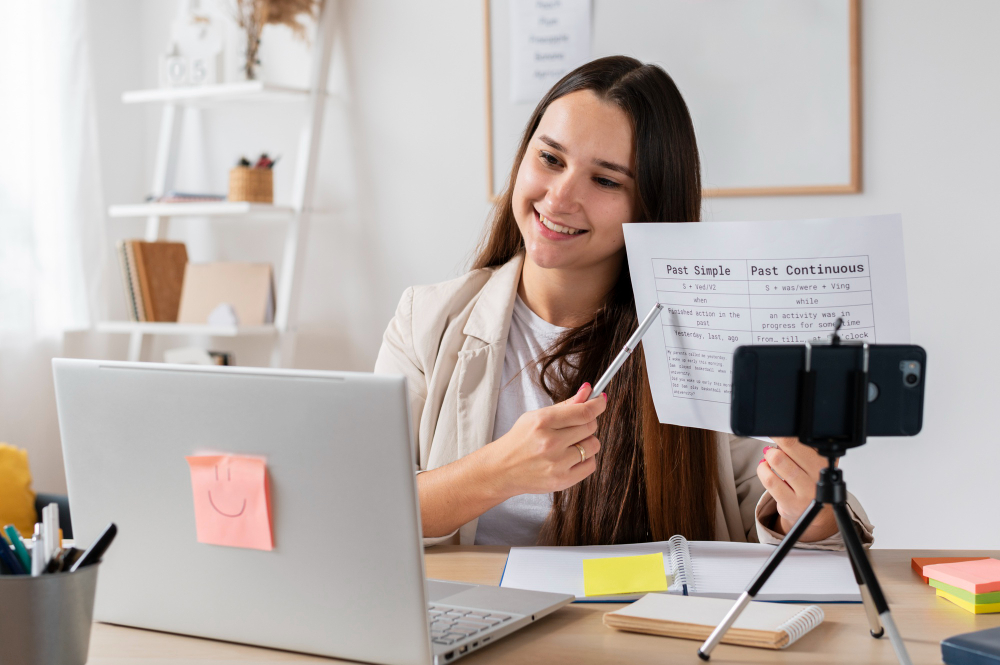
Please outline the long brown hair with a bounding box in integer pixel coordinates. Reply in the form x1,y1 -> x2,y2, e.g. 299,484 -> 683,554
473,56 -> 718,545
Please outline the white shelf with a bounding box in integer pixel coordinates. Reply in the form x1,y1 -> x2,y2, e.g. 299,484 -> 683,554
108,201 -> 294,219
96,322 -> 277,337
121,81 -> 312,105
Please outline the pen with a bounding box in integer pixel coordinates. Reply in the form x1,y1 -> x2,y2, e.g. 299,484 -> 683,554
43,503 -> 59,565
30,525 -> 44,577
0,535 -> 26,575
4,525 -> 31,571
44,548 -> 64,574
588,302 -> 664,399
58,547 -> 81,572
70,522 -> 117,572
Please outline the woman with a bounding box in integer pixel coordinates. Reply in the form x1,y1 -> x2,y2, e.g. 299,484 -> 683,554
375,56 -> 873,549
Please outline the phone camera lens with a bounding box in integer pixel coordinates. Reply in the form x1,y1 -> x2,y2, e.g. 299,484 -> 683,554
900,360 -> 922,388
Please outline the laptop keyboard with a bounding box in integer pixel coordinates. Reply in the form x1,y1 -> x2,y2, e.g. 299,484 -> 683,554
428,604 -> 513,646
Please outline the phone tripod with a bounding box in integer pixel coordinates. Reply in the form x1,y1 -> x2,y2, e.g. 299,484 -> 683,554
697,339 -> 913,665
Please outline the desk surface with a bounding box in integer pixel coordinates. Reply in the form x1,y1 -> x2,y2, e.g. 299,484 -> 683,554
89,548 -> 1000,664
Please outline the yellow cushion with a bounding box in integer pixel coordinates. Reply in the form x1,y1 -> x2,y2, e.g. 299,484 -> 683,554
0,443 -> 36,536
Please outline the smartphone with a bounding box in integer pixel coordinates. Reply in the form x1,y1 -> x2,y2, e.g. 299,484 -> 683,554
730,344 -> 926,439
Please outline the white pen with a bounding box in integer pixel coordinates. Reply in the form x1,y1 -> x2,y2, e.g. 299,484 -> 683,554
588,302 -> 664,399
46,503 -> 60,564
31,524 -> 45,577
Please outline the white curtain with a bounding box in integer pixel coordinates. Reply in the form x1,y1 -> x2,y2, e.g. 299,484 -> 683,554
0,0 -> 107,340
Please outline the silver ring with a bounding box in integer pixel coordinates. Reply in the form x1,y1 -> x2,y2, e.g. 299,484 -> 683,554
573,443 -> 586,463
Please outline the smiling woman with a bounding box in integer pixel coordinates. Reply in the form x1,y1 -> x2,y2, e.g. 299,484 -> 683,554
374,56 -> 874,549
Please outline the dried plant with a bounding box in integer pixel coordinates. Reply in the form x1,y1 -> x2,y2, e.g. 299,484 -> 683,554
228,0 -> 322,80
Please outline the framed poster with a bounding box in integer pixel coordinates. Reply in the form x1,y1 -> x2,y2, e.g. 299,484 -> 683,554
485,0 -> 861,199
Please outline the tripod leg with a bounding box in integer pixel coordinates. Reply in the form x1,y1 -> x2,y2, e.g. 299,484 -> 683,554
697,500 -> 825,661
845,542 -> 884,637
832,503 -> 913,665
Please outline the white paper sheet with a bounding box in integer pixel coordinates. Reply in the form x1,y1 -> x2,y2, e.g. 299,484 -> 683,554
509,0 -> 591,104
500,540 -> 860,602
623,215 -> 911,432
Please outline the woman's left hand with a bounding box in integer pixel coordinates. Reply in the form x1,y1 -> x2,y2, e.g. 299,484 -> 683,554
757,437 -> 838,542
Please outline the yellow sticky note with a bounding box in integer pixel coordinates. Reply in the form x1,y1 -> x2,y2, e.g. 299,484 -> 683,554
582,553 -> 669,597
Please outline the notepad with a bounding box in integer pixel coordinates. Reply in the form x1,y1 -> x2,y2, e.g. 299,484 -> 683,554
604,593 -> 825,650
583,553 -> 669,597
924,559 -> 1000,595
500,535 -> 861,602
942,626 -> 1000,665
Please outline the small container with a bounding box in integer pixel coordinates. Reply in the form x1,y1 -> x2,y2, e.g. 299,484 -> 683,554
228,166 -> 273,203
0,565 -> 99,665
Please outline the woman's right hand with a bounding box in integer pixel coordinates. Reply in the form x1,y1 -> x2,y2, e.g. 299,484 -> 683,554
489,383 -> 606,496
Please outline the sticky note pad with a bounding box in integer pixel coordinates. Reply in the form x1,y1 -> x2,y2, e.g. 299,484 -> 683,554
582,553 -> 669,597
936,588 -> 1000,614
912,557 -> 988,583
930,579 -> 1000,605
924,559 -> 1000,594
186,455 -> 273,551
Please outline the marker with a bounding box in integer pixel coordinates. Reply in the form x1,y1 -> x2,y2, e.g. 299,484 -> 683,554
588,302 -> 664,399
58,547 -> 82,573
2,525 -> 31,572
0,536 -> 25,575
30,525 -> 44,577
70,523 -> 117,572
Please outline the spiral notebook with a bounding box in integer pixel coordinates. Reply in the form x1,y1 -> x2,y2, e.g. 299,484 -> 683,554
500,535 -> 861,602
604,593 -> 825,650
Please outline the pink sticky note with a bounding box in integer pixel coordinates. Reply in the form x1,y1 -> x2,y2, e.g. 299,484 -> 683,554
923,559 -> 1000,594
185,455 -> 273,551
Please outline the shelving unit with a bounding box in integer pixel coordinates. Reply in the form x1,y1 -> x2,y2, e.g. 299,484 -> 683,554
108,201 -> 294,219
121,80 -> 312,105
95,322 -> 277,337
99,2 -> 337,367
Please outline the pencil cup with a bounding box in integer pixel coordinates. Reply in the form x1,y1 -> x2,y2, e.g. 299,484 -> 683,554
228,166 -> 273,203
0,565 -> 99,665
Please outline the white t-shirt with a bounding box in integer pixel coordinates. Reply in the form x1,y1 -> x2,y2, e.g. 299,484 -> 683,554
474,295 -> 570,546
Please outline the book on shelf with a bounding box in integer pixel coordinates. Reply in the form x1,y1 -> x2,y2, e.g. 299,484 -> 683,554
163,347 -> 234,366
116,240 -> 188,322
151,191 -> 227,203
177,263 -> 275,326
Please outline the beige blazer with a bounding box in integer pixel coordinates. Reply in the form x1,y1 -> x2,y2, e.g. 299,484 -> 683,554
374,253 -> 874,549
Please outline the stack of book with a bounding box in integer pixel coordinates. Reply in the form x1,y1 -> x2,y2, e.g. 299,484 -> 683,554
116,240 -> 189,322
153,191 -> 226,203
923,559 -> 1000,614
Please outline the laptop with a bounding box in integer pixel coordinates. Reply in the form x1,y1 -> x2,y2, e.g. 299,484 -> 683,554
53,359 -> 572,665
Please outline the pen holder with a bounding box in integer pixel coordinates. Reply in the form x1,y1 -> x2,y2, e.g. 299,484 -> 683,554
0,565 -> 99,665
228,166 -> 273,203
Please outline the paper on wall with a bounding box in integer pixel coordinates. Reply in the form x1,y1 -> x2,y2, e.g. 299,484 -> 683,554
509,0 -> 591,104
623,215 -> 910,433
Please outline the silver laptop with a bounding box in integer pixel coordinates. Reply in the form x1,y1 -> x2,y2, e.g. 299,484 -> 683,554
53,359 -> 572,665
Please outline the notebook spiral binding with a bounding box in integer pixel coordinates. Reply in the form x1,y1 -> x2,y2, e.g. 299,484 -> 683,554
775,605 -> 825,648
667,535 -> 692,595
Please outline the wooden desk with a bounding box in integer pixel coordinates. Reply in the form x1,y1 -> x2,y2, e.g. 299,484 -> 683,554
88,548 -> 1000,664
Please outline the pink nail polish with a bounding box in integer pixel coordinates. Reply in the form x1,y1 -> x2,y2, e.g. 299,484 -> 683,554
601,392 -> 607,400
763,446 -> 771,454
759,458 -> 766,465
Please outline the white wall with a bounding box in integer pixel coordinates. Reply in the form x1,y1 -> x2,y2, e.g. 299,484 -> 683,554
704,1 -> 1000,550
14,0 -> 999,548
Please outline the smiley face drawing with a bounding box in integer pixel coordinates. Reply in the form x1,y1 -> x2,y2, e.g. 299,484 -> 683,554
186,454 -> 273,551
208,463 -> 247,517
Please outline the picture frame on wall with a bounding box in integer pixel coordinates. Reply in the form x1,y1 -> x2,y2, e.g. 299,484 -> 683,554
484,0 -> 862,200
